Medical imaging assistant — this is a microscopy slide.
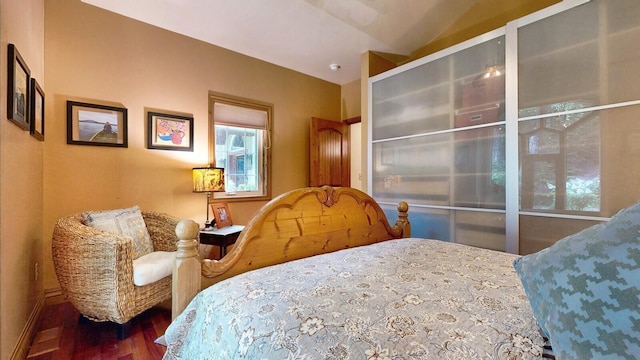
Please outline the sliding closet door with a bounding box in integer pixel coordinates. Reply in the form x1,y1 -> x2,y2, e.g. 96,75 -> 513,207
370,33 -> 507,250
517,0 -> 640,253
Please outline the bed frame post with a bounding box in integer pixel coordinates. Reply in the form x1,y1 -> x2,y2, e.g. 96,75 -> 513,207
172,219 -> 201,320
394,201 -> 411,237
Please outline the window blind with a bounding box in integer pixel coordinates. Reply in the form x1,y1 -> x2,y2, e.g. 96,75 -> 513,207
213,102 -> 267,130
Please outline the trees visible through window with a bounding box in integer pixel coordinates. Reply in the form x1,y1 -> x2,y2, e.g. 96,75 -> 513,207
519,102 -> 601,213
210,94 -> 272,201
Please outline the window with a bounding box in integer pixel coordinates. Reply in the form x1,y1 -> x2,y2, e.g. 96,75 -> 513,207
210,93 -> 272,201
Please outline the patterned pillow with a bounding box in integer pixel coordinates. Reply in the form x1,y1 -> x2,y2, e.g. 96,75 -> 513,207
513,202 -> 640,359
83,206 -> 154,259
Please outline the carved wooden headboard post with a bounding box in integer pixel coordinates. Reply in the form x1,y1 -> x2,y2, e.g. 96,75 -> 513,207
394,201 -> 411,238
172,219 -> 201,320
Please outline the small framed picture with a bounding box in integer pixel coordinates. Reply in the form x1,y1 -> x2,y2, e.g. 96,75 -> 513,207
211,202 -> 233,228
67,100 -> 128,147
147,111 -> 194,151
7,44 -> 30,130
30,78 -> 44,141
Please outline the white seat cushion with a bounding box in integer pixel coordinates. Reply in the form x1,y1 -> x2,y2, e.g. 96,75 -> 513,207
132,251 -> 175,286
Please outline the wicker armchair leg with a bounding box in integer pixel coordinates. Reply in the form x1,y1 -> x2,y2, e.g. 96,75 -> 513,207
77,315 -> 132,340
117,321 -> 132,340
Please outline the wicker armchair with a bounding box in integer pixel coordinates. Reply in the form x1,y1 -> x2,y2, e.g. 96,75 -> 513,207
52,211 -> 180,339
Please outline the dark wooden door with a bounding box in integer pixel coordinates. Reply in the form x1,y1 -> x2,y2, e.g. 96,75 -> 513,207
310,117 -> 350,186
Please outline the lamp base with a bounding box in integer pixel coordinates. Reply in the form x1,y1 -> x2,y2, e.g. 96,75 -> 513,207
203,220 -> 215,230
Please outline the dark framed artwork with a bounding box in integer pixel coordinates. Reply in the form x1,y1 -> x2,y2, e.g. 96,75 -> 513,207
30,78 -> 44,141
7,43 -> 31,130
147,111 -> 194,151
67,101 -> 128,147
211,202 -> 233,228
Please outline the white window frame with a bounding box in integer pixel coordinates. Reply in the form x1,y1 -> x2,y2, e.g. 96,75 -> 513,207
209,92 -> 272,202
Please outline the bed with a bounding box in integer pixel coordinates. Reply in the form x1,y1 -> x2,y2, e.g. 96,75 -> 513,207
164,186 -> 640,359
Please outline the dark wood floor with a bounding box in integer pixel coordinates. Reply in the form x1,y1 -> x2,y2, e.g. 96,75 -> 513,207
28,296 -> 171,360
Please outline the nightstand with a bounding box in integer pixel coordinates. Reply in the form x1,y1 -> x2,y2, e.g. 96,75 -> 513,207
199,225 -> 244,259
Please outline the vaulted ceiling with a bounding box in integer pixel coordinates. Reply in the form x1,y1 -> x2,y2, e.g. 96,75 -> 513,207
81,0 -> 480,85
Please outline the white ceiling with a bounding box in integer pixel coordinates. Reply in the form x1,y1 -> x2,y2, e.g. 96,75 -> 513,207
81,0 -> 477,85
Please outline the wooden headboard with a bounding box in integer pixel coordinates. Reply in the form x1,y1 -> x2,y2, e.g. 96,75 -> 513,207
171,186 -> 410,317
199,186 -> 410,288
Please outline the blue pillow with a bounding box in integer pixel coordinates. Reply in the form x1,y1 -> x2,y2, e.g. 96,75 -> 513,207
513,202 -> 640,359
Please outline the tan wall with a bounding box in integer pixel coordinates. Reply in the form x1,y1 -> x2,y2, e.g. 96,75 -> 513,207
0,0 -> 45,357
340,79 -> 362,190
340,79 -> 361,120
42,0 -> 340,291
409,0 -> 560,61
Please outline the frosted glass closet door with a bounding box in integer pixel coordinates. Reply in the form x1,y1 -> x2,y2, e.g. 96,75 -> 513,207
517,0 -> 640,253
371,34 -> 507,250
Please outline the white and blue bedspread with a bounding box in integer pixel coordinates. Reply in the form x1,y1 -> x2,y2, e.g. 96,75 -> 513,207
163,238 -> 544,359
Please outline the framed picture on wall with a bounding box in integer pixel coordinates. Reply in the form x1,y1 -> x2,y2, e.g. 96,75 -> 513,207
7,43 -> 31,130
30,78 -> 45,141
211,202 -> 233,228
147,111 -> 194,151
67,100 -> 128,147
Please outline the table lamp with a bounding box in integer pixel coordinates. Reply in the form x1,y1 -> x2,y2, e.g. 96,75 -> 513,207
192,166 -> 225,230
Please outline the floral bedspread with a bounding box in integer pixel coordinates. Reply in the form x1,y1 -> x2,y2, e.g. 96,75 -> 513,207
163,238 -> 543,359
